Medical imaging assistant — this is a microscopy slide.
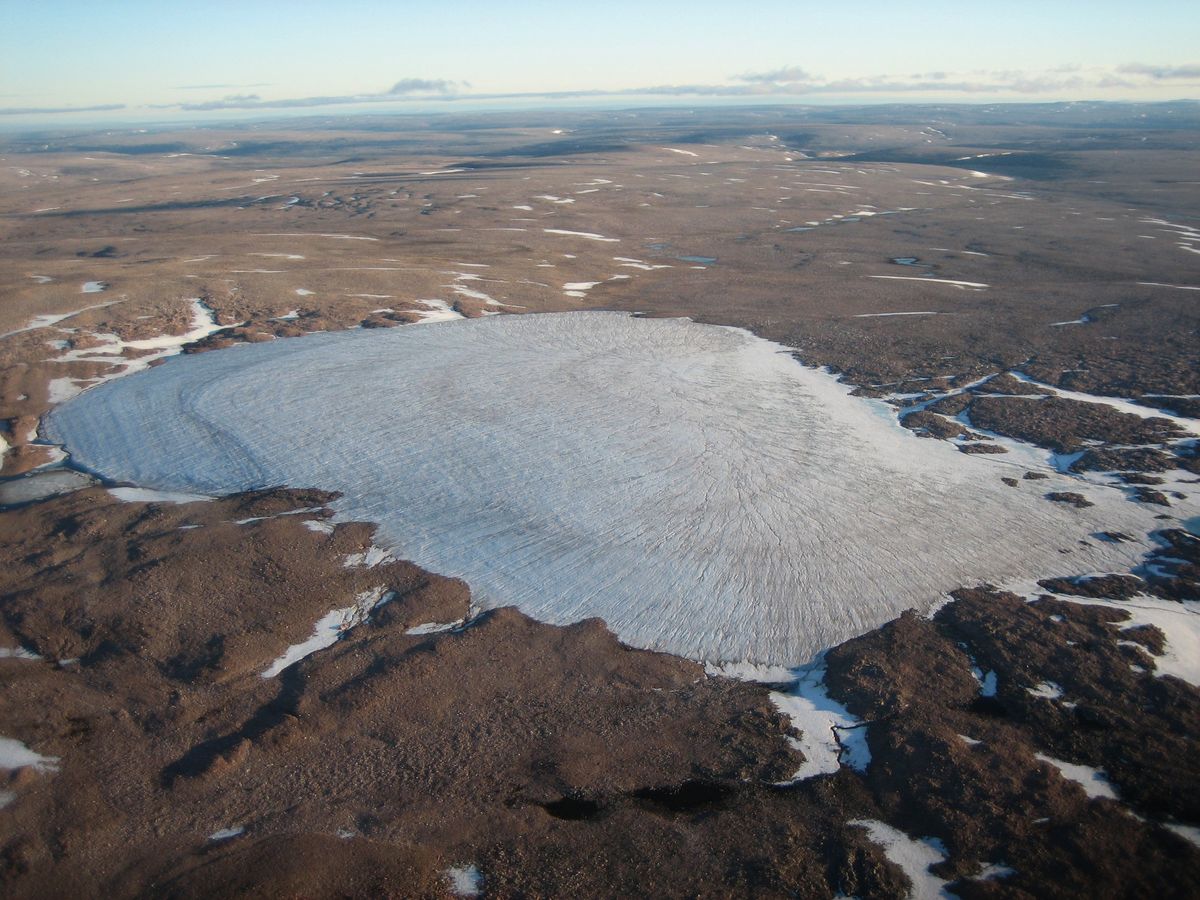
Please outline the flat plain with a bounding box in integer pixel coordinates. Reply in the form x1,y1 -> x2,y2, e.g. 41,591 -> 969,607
1,103 -> 1199,897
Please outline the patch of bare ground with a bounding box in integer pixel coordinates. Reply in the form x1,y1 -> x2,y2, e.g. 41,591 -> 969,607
0,488 -> 822,896
896,371 -> 1193,474
967,396 -> 1184,455
1042,529 -> 1200,603
825,590 -> 1200,896
1046,491 -> 1095,508
0,489 -> 1197,896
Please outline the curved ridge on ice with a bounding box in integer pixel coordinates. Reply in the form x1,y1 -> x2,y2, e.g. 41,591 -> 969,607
45,312 -> 1151,665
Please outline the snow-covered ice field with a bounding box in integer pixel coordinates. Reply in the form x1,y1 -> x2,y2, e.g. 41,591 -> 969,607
45,312 -> 1160,665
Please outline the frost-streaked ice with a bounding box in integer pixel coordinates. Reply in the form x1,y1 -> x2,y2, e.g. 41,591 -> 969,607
45,313 -> 1155,665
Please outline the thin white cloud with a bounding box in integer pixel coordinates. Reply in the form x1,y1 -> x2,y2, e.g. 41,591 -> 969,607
173,83 -> 273,91
735,66 -> 815,85
722,63 -> 1200,96
0,103 -> 127,116
1117,62 -> 1200,80
732,66 -> 1085,95
13,63 -> 1200,119
387,78 -> 464,95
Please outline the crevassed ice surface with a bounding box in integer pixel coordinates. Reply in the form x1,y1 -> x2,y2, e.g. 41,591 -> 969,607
46,312 -> 1153,665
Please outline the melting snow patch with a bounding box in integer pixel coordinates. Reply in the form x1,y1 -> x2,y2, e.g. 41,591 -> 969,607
0,300 -> 124,341
1028,681 -> 1063,700
1165,822 -> 1200,848
849,819 -> 949,900
0,647 -> 41,660
121,300 -> 228,352
972,863 -> 1016,881
81,281 -> 108,294
867,275 -> 988,290
344,546 -> 391,568
232,507 -> 322,526
254,232 -> 379,241
976,670 -> 998,697
854,311 -> 939,318
108,487 -> 211,505
266,605 -> 366,670
1097,597 -> 1200,685
615,257 -> 672,270
410,299 -> 464,324
1035,753 -> 1118,800
770,661 -> 870,780
449,285 -> 503,306
0,737 -> 59,773
261,588 -> 394,678
543,228 -> 619,242
48,298 -> 233,401
208,826 -> 244,842
1137,282 -> 1200,292
406,620 -> 465,635
446,864 -> 483,897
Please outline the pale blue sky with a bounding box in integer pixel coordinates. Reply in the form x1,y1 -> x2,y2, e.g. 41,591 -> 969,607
2,0 -> 1197,122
